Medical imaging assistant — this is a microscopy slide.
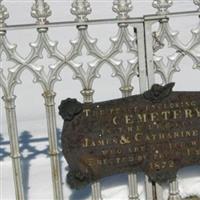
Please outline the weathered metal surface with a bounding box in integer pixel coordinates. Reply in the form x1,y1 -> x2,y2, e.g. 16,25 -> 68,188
1,0 -> 200,199
59,83 -> 200,189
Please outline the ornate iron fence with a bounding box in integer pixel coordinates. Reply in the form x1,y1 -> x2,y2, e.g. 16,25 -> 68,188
0,0 -> 200,200
0,131 -> 61,199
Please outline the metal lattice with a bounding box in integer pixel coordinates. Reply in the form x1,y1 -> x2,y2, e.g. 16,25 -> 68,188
0,0 -> 200,200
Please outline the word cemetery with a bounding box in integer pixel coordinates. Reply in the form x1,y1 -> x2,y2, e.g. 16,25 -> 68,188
59,83 -> 200,189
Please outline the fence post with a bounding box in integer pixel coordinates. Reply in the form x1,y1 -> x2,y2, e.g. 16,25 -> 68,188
168,178 -> 182,200
31,1 -> 64,199
42,91 -> 64,200
135,22 -> 155,200
70,1 -> 102,199
113,1 -> 140,199
144,19 -> 155,89
81,89 -> 103,200
2,96 -> 25,200
0,1 -> 24,199
149,1 -> 182,199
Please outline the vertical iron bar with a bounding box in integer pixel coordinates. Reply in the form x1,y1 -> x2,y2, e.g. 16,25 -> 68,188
168,179 -> 182,200
91,182 -> 102,200
81,89 -> 102,200
2,96 -> 25,200
117,22 -> 151,200
121,88 -> 139,200
120,59 -> 139,200
144,20 -> 155,89
144,19 -> 164,200
144,17 -> 183,200
128,173 -> 139,200
150,1 -> 181,196
156,183 -> 164,200
145,176 -> 154,200
135,24 -> 148,93
135,23 -> 154,200
42,91 -> 63,200
31,0 -> 64,197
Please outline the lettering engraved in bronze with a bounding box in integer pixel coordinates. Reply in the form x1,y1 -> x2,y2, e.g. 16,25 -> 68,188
59,83 -> 200,189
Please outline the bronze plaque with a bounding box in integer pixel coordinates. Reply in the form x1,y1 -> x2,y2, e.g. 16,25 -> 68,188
59,83 -> 200,189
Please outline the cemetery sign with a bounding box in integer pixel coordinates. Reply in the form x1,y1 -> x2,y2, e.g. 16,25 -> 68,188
59,83 -> 200,189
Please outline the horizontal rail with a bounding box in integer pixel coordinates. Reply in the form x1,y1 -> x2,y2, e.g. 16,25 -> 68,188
0,18 -> 144,31
1,1 -> 199,199
0,10 -> 199,31
144,9 -> 200,20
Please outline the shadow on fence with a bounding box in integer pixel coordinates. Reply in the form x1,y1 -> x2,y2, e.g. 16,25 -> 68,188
0,129 -> 92,200
0,130 -> 61,199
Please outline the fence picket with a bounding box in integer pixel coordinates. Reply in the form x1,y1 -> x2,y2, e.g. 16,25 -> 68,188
0,0 -> 199,199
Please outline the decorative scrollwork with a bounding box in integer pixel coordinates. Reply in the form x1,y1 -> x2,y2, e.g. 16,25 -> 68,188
0,34 -> 25,97
153,22 -> 182,84
189,21 -> 200,70
143,82 -> 175,103
194,0 -> 200,10
66,28 -> 102,92
152,0 -> 200,85
112,0 -> 132,19
0,1 -> 199,200
152,0 -> 173,14
58,98 -> 83,121
71,0 -> 92,22
0,30 -> 67,98
0,1 -> 67,99
107,26 -> 138,95
153,19 -> 200,84
0,0 -> 9,28
28,30 -> 65,91
31,0 -> 52,25
0,0 -> 138,102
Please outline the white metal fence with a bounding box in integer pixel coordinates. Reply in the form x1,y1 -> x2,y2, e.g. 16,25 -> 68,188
0,0 -> 200,200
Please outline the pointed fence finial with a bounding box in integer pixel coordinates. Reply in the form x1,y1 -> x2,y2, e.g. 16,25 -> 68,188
31,0 -> 52,25
152,0 -> 173,14
0,0 -> 9,28
112,0 -> 132,19
71,0 -> 92,22
193,0 -> 200,10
